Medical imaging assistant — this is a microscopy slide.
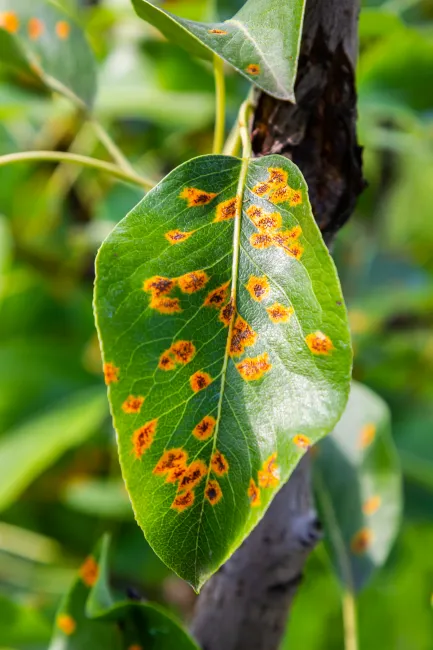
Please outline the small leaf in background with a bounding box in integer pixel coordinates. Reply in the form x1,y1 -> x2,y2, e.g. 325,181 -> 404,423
49,534 -> 199,650
63,478 -> 132,521
314,381 -> 402,592
131,0 -> 305,101
0,0 -> 97,107
94,153 -> 352,589
0,592 -> 51,646
0,386 -> 108,512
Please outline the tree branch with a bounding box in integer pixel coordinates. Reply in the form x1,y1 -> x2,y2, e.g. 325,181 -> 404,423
191,1 -> 364,649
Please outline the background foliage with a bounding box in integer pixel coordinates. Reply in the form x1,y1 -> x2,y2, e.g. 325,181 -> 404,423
0,0 -> 432,648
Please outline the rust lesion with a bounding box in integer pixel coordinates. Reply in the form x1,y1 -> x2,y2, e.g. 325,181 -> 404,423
28,17 -> 44,40
350,528 -> 373,554
190,371 -> 213,392
248,478 -> 261,507
132,419 -> 158,459
293,434 -> 312,450
258,453 -> 280,488
211,450 -> 229,476
79,556 -> 98,587
193,415 -> 217,441
204,282 -> 230,309
178,460 -> 208,491
305,331 -> 334,355
180,187 -> 217,207
236,353 -> 272,381
178,270 -> 209,294
172,489 -> 195,511
165,229 -> 195,245
219,298 -> 235,327
245,276 -> 270,302
55,20 -> 70,39
103,362 -> 119,385
122,395 -> 145,414
214,197 -> 239,222
245,64 -> 260,76
205,479 -> 223,505
57,614 -> 76,635
229,315 -> 257,357
0,11 -> 20,33
266,303 -> 294,324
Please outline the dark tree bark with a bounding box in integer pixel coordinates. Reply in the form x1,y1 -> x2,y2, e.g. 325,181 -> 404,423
191,1 -> 365,649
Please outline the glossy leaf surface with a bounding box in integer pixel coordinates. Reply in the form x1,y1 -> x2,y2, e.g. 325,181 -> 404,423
94,153 -> 352,589
49,535 -> 198,650
314,381 -> 402,592
131,0 -> 305,101
0,0 -> 96,106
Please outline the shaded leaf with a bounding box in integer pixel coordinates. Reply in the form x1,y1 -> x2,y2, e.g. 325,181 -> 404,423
314,381 -> 402,592
94,153 -> 352,589
0,0 -> 97,107
49,535 -> 199,650
131,0 -> 305,101
0,386 -> 108,511
0,593 -> 51,645
63,478 -> 132,520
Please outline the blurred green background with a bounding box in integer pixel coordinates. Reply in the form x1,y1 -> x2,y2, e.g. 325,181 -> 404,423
0,0 -> 432,647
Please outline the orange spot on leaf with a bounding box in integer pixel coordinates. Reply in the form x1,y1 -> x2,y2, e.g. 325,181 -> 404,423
214,197 -> 239,222
358,423 -> 376,449
272,226 -> 302,247
190,371 -> 213,392
245,63 -> 260,75
0,11 -> 19,33
266,302 -> 294,324
255,212 -> 282,233
269,186 -> 294,204
208,28 -> 227,34
193,415 -> 217,441
205,479 -> 223,505
229,315 -> 257,357
172,490 -> 195,511
143,276 -> 175,298
289,190 -> 303,207
57,614 -> 76,635
28,17 -> 44,40
153,449 -> 188,476
128,645 -> 143,650
177,270 -> 209,294
180,187 -> 217,207
179,459 -> 207,491
158,351 -> 176,371
246,275 -> 270,302
170,340 -> 196,364
165,229 -> 194,245
132,419 -> 158,459
350,528 -> 373,554
122,395 -> 145,414
305,331 -> 334,355
267,167 -> 288,188
219,298 -> 235,327
252,182 -> 271,197
250,233 -> 273,249
293,434 -> 312,450
103,362 -> 119,385
79,556 -> 98,587
258,453 -> 280,488
236,353 -> 272,381
55,20 -> 70,39
204,281 -> 230,308
362,495 -> 381,516
248,478 -> 261,507
211,450 -> 229,476
150,296 -> 182,314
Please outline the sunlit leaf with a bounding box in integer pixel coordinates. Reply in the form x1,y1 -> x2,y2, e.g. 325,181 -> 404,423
131,0 -> 305,101
49,535 -> 199,650
94,153 -> 352,589
314,381 -> 402,592
0,0 -> 97,107
0,387 -> 108,511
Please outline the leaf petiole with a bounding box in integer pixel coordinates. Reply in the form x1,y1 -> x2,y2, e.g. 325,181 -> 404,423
212,54 -> 226,154
0,151 -> 155,191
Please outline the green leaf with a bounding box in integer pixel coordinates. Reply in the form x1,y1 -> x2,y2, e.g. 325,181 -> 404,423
314,381 -> 402,592
0,386 -> 108,511
0,593 -> 51,645
63,478 -> 132,520
131,0 -> 305,101
94,153 -> 352,590
0,0 -> 97,107
49,535 -> 199,650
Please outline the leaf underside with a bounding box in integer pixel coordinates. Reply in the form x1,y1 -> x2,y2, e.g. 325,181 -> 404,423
314,381 -> 402,592
49,535 -> 198,650
131,0 -> 305,101
94,153 -> 352,590
0,0 -> 96,106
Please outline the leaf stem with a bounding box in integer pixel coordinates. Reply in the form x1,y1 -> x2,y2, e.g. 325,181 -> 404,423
239,99 -> 253,159
0,151 -> 155,191
223,120 -> 241,157
212,54 -> 226,154
342,589 -> 359,650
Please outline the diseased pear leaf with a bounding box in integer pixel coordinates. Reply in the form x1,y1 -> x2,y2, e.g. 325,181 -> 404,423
131,0 -> 305,101
0,0 -> 96,106
49,535 -> 198,650
314,381 -> 402,592
94,153 -> 352,590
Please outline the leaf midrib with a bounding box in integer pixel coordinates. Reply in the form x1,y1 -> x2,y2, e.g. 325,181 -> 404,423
193,156 -> 249,586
